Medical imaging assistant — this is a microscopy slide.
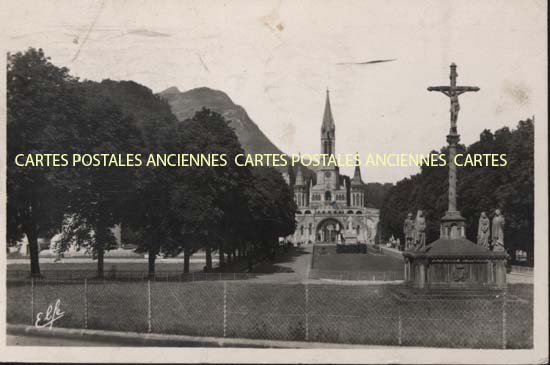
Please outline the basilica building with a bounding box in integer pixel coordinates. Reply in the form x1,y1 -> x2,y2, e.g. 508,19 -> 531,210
284,92 -> 379,244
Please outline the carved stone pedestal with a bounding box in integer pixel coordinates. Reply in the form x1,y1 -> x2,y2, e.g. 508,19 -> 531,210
343,231 -> 358,245
403,238 -> 508,289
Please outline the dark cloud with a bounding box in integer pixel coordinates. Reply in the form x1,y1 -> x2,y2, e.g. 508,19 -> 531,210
336,59 -> 397,65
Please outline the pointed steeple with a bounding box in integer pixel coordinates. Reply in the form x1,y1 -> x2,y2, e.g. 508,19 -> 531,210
321,89 -> 336,156
321,89 -> 335,133
351,164 -> 364,185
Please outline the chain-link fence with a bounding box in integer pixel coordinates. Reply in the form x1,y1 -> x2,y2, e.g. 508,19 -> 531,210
7,270 -> 254,282
6,278 -> 533,348
308,269 -> 404,281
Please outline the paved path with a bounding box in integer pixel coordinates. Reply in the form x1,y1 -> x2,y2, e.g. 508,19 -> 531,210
248,244 -> 313,283
6,334 -> 125,346
507,272 -> 533,284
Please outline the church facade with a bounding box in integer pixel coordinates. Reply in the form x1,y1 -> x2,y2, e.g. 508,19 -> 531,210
284,92 -> 379,244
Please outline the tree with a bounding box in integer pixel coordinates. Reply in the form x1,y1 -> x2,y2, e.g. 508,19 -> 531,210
380,119 -> 534,264
175,108 -> 254,272
245,167 -> 297,263
365,182 -> 393,209
62,85 -> 143,277
81,80 -> 179,277
7,48 -> 83,276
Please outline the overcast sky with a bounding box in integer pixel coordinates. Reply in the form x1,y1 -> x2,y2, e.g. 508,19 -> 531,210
2,0 -> 546,183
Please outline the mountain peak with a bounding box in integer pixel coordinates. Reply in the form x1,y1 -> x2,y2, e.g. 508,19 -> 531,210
158,86 -> 284,158
159,86 -> 181,95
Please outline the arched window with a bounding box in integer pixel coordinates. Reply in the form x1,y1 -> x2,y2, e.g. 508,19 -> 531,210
325,191 -> 332,201
300,225 -> 304,236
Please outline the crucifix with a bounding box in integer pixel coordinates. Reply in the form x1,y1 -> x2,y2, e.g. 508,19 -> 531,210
428,63 -> 479,221
428,63 -> 480,135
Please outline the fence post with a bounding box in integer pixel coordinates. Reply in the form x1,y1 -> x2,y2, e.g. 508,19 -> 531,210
84,278 -> 88,329
223,281 -> 227,338
147,280 -> 152,333
398,304 -> 402,345
305,283 -> 309,342
502,290 -> 507,349
30,277 -> 34,325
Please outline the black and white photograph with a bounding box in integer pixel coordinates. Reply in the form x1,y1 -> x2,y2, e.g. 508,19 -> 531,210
1,0 -> 548,363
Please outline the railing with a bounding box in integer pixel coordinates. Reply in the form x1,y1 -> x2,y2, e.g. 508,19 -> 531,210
308,269 -> 404,281
6,279 -> 533,349
7,270 -> 254,282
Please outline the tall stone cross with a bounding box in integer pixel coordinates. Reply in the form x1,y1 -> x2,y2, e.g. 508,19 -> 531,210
428,63 -> 479,216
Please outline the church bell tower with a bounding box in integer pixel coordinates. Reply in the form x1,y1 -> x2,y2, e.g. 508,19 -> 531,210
321,89 -> 335,156
317,89 -> 339,192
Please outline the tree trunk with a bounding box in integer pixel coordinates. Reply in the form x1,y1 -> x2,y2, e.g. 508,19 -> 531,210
148,246 -> 156,278
183,247 -> 190,273
97,245 -> 104,279
25,227 -> 41,277
205,247 -> 212,272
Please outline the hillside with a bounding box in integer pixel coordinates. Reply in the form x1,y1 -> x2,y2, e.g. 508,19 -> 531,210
159,86 -> 318,182
159,87 -> 283,155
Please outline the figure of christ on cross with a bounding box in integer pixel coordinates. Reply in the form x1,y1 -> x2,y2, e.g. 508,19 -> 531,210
427,63 -> 479,135
428,63 -> 479,215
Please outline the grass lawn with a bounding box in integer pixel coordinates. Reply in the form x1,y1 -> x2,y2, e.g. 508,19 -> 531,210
311,244 -> 403,273
6,278 -> 533,348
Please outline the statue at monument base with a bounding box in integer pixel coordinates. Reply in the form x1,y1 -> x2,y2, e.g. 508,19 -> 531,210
477,212 -> 491,248
343,216 -> 358,244
413,210 -> 426,251
491,209 -> 505,252
403,212 -> 415,251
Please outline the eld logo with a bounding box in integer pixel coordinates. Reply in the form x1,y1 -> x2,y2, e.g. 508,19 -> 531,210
35,299 -> 65,329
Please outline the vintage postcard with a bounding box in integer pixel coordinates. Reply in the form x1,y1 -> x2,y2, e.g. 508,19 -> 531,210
0,0 -> 547,363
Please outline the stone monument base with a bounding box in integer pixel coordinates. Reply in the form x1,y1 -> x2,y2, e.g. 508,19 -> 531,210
343,231 -> 358,245
403,238 -> 508,290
